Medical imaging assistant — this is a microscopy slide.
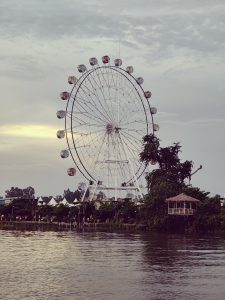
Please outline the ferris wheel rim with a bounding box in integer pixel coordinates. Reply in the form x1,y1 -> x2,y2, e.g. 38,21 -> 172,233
72,66 -> 150,181
64,64 -> 155,183
64,70 -> 93,181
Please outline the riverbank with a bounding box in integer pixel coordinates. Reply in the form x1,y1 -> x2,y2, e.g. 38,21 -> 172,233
0,220 -> 148,232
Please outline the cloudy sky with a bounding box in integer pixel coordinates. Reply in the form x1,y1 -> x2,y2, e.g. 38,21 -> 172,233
0,0 -> 225,197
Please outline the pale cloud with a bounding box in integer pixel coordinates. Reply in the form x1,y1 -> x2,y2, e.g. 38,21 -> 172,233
0,0 -> 224,58
0,124 -> 57,139
160,118 -> 225,127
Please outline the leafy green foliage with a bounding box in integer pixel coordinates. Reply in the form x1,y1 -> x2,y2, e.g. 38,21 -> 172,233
140,134 -> 160,163
141,135 -> 193,191
5,186 -> 35,199
138,134 -> 218,231
97,202 -> 116,222
0,198 -> 36,220
53,205 -> 70,222
181,186 -> 210,201
63,188 -> 75,202
189,195 -> 222,231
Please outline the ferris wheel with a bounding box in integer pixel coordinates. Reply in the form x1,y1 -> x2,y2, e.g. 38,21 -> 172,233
56,55 -> 159,200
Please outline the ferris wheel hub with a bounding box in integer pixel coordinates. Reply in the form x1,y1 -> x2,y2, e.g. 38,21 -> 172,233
106,123 -> 114,134
106,123 -> 121,134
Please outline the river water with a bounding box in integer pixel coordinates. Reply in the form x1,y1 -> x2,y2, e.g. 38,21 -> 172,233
1,230 -> 225,300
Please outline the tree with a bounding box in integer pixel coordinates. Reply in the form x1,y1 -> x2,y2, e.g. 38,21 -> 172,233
74,189 -> 82,201
38,205 -> 54,221
53,205 -> 70,222
5,186 -> 35,199
5,187 -> 23,198
182,186 -> 209,201
140,135 -> 193,191
96,191 -> 105,200
191,195 -> 221,231
139,134 -> 206,230
1,198 -> 36,220
116,199 -> 137,223
63,189 -> 75,202
55,195 -> 63,201
140,134 -> 160,164
22,186 -> 35,199
98,202 -> 116,222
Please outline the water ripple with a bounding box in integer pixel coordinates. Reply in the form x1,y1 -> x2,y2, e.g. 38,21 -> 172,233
1,231 -> 225,299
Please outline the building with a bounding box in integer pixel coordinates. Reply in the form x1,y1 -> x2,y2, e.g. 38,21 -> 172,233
220,197 -> 225,207
4,197 -> 20,205
0,197 -> 5,205
165,193 -> 200,216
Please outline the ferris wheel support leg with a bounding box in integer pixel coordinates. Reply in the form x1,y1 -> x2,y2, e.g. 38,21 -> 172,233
119,134 -> 143,200
81,184 -> 90,202
89,182 -> 98,202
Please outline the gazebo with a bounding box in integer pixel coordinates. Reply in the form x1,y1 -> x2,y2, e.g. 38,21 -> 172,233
165,193 -> 200,216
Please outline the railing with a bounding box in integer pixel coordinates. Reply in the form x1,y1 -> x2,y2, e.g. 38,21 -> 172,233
168,208 -> 195,215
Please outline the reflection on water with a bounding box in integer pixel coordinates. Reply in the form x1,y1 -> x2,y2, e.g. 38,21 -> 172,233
141,233 -> 225,300
0,230 -> 225,300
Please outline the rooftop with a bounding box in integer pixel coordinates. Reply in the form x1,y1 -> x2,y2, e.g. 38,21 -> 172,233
165,193 -> 200,203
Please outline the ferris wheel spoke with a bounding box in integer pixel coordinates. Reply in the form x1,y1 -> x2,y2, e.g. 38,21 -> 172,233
86,70 -> 115,122
71,128 -> 104,137
124,128 -> 146,137
120,130 -> 142,145
70,113 -> 92,125
123,142 -> 143,177
73,144 -> 91,149
120,117 -> 144,127
70,115 -> 103,131
118,77 -> 147,125
117,137 -> 129,184
113,79 -> 131,122
97,67 -> 111,99
72,122 -> 105,129
123,138 -> 140,161
78,84 -> 113,123
89,132 -> 108,176
120,131 -> 141,155
111,134 -> 129,183
120,120 -> 143,126
104,67 -> 112,102
94,67 -> 117,121
75,129 -> 105,150
73,112 -> 105,128
74,130 -> 106,173
73,101 -> 107,126
106,68 -> 120,122
78,95 -> 111,124
117,133 -> 138,183
118,104 -> 140,126
122,142 -> 140,161
75,90 -> 111,124
118,97 -> 144,126
124,128 -> 146,133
